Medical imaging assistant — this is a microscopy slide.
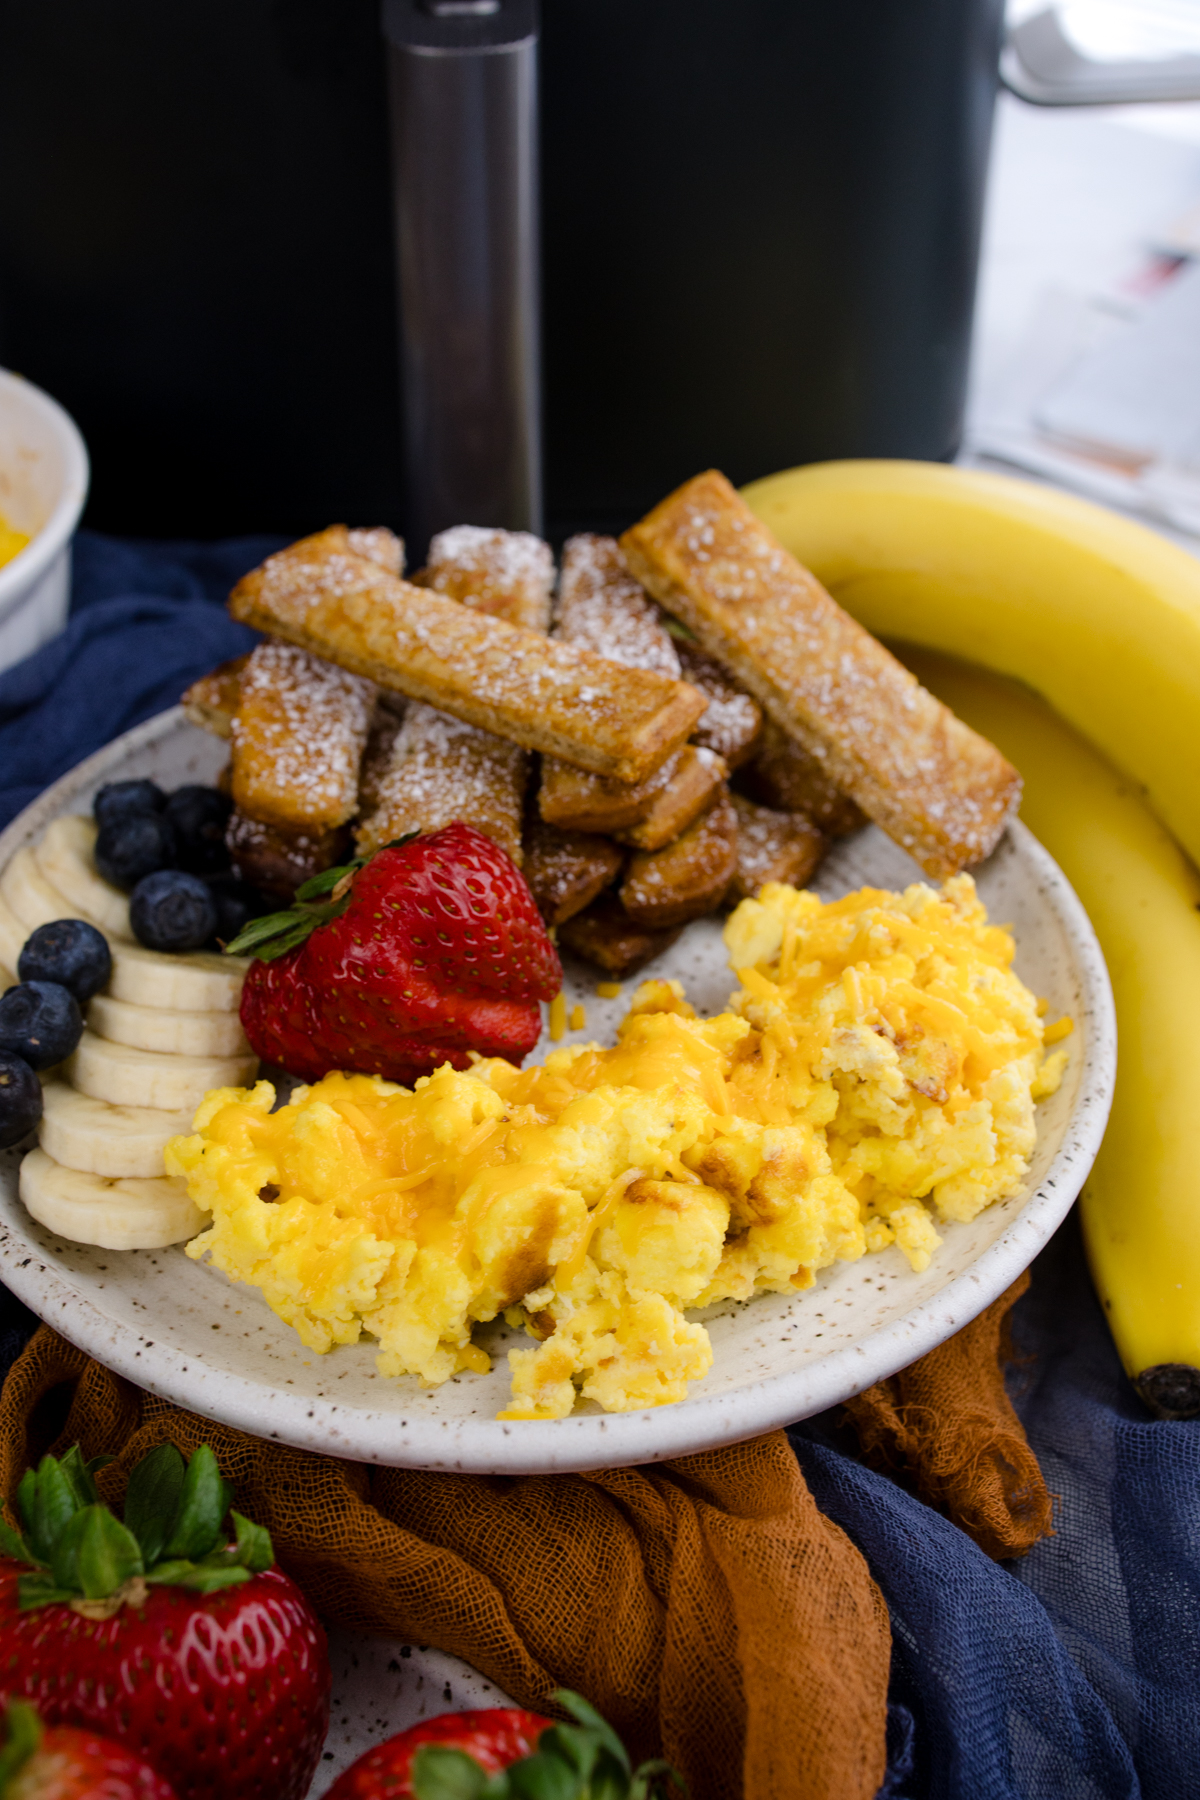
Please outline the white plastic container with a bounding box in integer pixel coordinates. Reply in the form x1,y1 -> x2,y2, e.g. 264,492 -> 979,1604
0,368 -> 89,673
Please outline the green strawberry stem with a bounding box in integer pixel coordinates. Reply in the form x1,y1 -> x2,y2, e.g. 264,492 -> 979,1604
1,1443 -> 273,1614
224,836 -> 418,962
411,1692 -> 685,1800
0,1701 -> 41,1795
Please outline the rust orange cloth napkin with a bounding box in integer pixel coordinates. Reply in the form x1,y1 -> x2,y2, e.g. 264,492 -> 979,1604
0,1275 -> 1050,1800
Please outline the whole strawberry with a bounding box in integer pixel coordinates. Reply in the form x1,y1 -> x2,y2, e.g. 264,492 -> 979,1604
323,1709 -> 549,1800
0,1444 -> 329,1800
0,1699 -> 177,1800
325,1691 -> 683,1800
230,824 -> 562,1085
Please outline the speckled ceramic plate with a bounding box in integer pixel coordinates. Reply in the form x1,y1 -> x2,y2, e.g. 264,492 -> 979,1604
0,709 -> 1116,1473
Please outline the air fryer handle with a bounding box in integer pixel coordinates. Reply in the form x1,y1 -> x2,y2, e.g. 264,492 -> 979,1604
1002,6 -> 1200,106
381,0 -> 541,558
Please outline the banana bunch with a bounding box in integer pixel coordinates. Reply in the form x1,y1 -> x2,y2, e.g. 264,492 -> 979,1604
743,461 -> 1200,1417
2,814 -> 255,1250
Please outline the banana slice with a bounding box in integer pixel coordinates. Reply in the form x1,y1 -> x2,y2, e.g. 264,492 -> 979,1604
106,942 -> 249,1014
89,993 -> 251,1058
67,1029 -> 258,1112
0,893 -> 25,975
39,1081 -> 194,1179
35,815 -> 132,940
19,1145 -> 206,1249
1,846 -> 101,936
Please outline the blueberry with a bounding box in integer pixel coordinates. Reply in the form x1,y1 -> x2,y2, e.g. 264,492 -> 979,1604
130,870 -> 218,953
0,981 -> 83,1070
0,1050 -> 42,1148
18,919 -> 112,1003
93,779 -> 166,833
205,874 -> 267,944
165,785 -> 233,876
95,811 -> 178,891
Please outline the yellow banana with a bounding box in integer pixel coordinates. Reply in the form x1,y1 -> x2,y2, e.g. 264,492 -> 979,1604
740,463 -> 1200,1414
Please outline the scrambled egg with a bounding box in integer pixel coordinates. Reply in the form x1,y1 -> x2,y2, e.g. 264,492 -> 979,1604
167,875 -> 1068,1418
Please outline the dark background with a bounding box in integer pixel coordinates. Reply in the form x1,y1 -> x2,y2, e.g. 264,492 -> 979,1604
0,0 -> 1003,542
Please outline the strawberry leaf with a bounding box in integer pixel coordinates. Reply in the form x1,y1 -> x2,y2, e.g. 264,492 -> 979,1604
161,1445 -> 232,1562
294,859 -> 362,903
168,1564 -> 253,1594
26,1456 -> 82,1566
14,1469 -> 36,1542
507,1751 -> 579,1800
16,1573 -> 79,1612
553,1693 -> 630,1775
231,1509 -> 274,1572
0,1518 -> 36,1566
0,1700 -> 42,1790
58,1445 -> 100,1510
52,1505 -> 143,1599
411,1746 -> 495,1800
124,1442 -> 186,1566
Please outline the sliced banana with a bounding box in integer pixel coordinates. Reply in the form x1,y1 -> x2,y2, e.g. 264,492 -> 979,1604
67,1029 -> 258,1112
1,846 -> 101,935
19,1146 -> 206,1249
39,1081 -> 194,1179
0,893 -> 25,975
106,941 -> 249,1014
35,815 -> 132,940
89,993 -> 250,1059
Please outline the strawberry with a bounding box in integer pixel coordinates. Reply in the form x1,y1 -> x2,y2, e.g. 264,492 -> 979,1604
0,1700 -> 177,1800
323,1710 -> 549,1800
229,824 -> 562,1085
325,1691 -> 683,1800
0,1444 -> 329,1800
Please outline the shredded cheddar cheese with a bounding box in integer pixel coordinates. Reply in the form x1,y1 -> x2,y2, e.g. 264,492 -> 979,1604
168,874 -> 1065,1418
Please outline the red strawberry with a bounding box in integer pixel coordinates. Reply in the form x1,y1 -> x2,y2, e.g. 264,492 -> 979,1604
323,1691 -> 683,1800
232,824 -> 562,1086
0,1445 -> 329,1800
323,1709 -> 550,1800
0,1700 -> 177,1800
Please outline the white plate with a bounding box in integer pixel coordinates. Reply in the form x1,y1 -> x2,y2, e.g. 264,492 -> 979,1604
0,709 -> 1116,1473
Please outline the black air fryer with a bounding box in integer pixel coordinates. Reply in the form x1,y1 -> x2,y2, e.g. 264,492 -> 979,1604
0,0 -> 1005,547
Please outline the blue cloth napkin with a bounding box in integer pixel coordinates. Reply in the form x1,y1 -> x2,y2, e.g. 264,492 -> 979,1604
2,534 -> 1197,1799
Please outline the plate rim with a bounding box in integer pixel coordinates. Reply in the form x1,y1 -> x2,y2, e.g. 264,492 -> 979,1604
0,708 -> 1118,1473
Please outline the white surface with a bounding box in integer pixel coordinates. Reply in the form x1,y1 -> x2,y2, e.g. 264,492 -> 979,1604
0,709 -> 1116,1475
0,368 -> 89,672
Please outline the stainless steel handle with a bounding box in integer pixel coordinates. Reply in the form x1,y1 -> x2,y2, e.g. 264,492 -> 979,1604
381,0 -> 541,557
1001,6 -> 1200,106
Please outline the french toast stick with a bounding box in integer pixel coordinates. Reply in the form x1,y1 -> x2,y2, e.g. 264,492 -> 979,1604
737,717 -> 866,837
182,654 -> 249,741
555,534 -> 680,676
613,745 -> 728,851
620,790 -> 740,929
226,812 -> 350,903
621,471 -> 1021,878
346,526 -> 405,574
418,525 -> 554,631
674,640 -> 762,767
522,815 -> 624,927
230,640 -> 375,833
358,527 -> 551,860
558,893 -> 682,977
230,527 -> 703,783
354,702 -> 527,864
727,793 -> 826,904
538,536 -> 715,837
538,752 -> 677,834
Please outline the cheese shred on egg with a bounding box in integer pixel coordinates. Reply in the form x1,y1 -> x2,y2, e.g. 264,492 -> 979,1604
167,874 -> 1066,1419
